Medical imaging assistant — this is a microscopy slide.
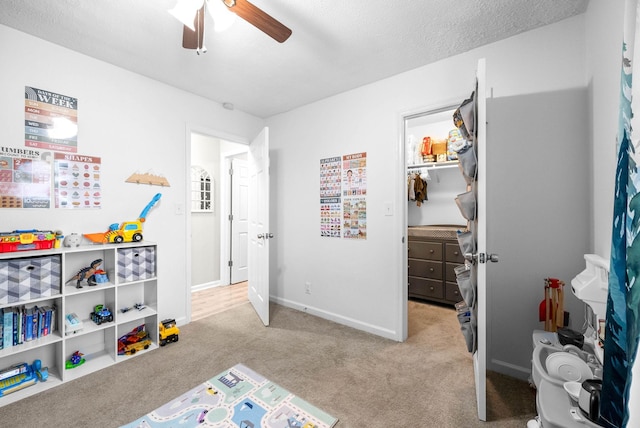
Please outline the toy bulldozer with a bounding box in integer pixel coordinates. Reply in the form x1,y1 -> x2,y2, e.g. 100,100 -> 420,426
85,193 -> 161,244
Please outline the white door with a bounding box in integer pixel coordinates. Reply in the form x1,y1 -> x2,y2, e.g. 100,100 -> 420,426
474,58 -> 488,421
231,158 -> 249,283
248,127 -> 270,326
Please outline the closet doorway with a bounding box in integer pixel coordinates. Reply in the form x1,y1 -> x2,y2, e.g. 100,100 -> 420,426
404,104 -> 468,321
190,131 -> 249,318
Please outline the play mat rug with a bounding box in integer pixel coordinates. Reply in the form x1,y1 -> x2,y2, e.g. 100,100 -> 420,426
121,363 -> 338,428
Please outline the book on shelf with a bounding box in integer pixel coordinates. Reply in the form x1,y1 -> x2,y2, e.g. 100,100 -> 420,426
2,308 -> 13,349
0,305 -> 58,348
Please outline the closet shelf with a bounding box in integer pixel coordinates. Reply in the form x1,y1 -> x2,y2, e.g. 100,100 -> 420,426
408,161 -> 459,170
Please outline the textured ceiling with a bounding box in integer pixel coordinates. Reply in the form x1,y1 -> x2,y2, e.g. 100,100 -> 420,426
0,0 -> 589,118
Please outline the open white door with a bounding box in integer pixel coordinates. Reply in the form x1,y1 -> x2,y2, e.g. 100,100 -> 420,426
248,127 -> 270,326
474,58 -> 488,421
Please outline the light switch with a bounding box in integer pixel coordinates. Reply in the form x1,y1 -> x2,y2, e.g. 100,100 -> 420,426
384,201 -> 394,216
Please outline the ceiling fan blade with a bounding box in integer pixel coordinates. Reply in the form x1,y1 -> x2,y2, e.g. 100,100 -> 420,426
226,0 -> 292,43
182,5 -> 205,49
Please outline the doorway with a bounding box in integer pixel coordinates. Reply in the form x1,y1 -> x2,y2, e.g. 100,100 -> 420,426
188,130 -> 250,318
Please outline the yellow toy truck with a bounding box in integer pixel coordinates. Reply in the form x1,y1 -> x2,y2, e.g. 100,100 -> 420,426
159,318 -> 179,346
84,193 -> 161,244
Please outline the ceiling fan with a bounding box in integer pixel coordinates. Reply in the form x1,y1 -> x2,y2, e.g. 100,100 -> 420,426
170,0 -> 292,54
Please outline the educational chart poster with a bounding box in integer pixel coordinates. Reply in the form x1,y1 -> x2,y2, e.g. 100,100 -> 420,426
54,153 -> 102,209
342,152 -> 367,239
343,197 -> 367,239
25,86 -> 78,153
0,147 -> 52,209
319,152 -> 367,239
320,156 -> 342,238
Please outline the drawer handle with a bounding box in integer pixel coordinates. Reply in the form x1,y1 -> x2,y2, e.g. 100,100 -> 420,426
429,249 -> 434,253
429,286 -> 434,291
429,268 -> 434,272
454,251 -> 459,256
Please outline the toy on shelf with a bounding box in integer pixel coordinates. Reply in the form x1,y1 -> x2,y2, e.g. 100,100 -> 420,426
65,351 -> 86,370
118,324 -> 152,355
65,259 -> 103,288
90,304 -> 113,325
159,318 -> 180,346
0,360 -> 48,397
65,312 -> 84,336
120,302 -> 146,313
84,193 -> 162,244
63,233 -> 82,247
0,229 -> 61,253
93,269 -> 108,284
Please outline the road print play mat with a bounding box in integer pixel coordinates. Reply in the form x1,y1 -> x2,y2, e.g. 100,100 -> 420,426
121,363 -> 338,428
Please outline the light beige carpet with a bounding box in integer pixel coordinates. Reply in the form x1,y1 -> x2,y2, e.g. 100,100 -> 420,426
0,301 -> 536,427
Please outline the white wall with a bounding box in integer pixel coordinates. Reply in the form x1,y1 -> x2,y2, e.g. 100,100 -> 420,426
586,1 -> 625,259
0,24 -> 264,325
266,15 -> 588,349
191,133 -> 221,287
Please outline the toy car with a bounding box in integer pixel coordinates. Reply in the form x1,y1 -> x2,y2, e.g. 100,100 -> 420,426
159,318 -> 179,346
118,331 -> 151,355
90,304 -> 113,325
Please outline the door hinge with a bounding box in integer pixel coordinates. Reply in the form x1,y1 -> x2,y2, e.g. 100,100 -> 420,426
228,260 -> 233,267
229,168 -> 234,176
228,214 -> 233,221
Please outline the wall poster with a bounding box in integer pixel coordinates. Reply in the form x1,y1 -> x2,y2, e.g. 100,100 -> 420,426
342,152 -> 367,239
0,147 -> 52,208
54,153 -> 102,209
319,152 -> 367,239
25,86 -> 78,153
320,156 -> 341,238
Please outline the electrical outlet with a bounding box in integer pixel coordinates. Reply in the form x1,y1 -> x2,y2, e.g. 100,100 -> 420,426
305,281 -> 311,294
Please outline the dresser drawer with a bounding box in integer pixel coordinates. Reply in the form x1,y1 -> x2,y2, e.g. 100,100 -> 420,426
408,241 -> 442,261
445,243 -> 464,263
445,281 -> 462,302
409,259 -> 442,279
408,277 -> 444,299
445,262 -> 463,282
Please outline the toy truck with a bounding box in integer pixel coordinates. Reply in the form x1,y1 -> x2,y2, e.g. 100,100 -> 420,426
118,325 -> 152,355
84,193 -> 161,244
159,318 -> 179,346
90,304 -> 113,325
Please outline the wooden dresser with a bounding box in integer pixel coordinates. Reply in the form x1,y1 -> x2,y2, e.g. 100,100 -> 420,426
408,225 -> 465,305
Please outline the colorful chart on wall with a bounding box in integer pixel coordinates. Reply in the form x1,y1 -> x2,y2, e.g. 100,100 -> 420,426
0,147 -> 52,209
25,86 -> 78,153
320,156 -> 342,238
343,197 -> 366,239
54,153 -> 102,209
319,152 -> 367,239
342,152 -> 367,240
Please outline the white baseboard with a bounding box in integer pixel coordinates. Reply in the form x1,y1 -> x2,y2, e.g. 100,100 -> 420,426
488,358 -> 531,381
270,296 -> 402,341
191,280 -> 222,293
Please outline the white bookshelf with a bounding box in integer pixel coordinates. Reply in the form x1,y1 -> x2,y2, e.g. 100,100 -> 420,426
0,242 -> 158,407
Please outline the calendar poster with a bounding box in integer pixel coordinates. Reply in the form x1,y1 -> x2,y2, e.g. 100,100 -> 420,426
25,86 -> 78,153
54,153 -> 102,209
0,147 -> 52,209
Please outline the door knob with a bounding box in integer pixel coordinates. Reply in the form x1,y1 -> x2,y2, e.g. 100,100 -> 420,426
257,233 -> 264,239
